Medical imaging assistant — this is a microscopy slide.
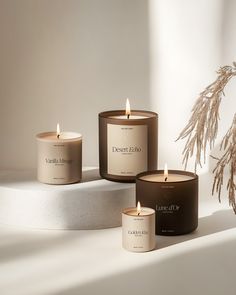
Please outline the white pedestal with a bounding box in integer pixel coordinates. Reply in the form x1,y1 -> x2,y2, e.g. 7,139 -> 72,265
0,168 -> 135,230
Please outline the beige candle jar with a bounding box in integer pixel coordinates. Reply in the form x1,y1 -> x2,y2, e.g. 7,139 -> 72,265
36,131 -> 82,185
122,206 -> 155,252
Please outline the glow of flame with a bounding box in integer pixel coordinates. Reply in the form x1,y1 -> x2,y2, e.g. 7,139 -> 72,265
164,163 -> 168,181
137,201 -> 141,215
56,123 -> 60,138
125,98 -> 131,117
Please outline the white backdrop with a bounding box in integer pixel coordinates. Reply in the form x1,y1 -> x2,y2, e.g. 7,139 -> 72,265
0,0 -> 235,173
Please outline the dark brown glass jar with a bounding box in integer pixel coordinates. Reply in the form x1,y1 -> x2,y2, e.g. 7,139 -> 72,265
99,110 -> 158,182
136,170 -> 198,235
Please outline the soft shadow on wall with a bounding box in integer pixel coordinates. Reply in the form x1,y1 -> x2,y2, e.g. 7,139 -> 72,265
0,0 -> 151,169
148,0 -> 224,171
1,0 -> 234,172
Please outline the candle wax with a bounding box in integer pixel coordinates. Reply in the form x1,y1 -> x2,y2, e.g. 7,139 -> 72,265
37,132 -> 81,141
109,115 -> 147,119
124,208 -> 154,216
140,173 -> 193,183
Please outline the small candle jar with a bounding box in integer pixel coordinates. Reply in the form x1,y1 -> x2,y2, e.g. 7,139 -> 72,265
136,169 -> 198,235
36,127 -> 82,185
122,203 -> 156,252
99,100 -> 158,183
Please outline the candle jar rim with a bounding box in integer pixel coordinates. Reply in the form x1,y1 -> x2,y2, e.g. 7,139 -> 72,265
136,169 -> 198,183
122,207 -> 155,216
36,131 -> 82,142
99,110 -> 158,120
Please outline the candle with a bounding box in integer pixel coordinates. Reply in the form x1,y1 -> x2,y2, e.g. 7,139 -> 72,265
36,124 -> 82,184
122,202 -> 155,252
136,165 -> 198,235
99,99 -> 158,182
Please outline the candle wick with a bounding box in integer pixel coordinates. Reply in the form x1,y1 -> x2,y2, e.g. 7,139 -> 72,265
165,177 -> 167,182
127,114 -> 130,119
57,134 -> 60,139
138,212 -> 140,216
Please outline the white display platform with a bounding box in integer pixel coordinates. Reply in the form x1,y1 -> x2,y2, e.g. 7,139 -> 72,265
0,174 -> 236,295
0,168 -> 135,230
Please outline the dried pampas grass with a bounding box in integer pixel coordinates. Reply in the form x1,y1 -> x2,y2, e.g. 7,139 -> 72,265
212,114 -> 236,212
177,63 -> 236,212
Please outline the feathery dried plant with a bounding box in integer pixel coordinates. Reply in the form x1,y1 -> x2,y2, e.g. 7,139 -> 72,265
177,63 -> 236,212
212,114 -> 236,212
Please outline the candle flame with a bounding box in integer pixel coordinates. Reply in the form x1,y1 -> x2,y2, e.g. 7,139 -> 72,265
56,123 -> 60,138
164,163 -> 168,181
125,98 -> 131,118
137,201 -> 141,215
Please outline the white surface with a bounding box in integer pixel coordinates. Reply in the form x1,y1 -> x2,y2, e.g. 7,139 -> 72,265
0,0 -> 236,172
0,168 -> 135,229
0,173 -> 235,295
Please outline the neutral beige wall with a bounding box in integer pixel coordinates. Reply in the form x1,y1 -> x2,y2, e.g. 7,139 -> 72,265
0,0 -> 150,169
1,0 -> 236,172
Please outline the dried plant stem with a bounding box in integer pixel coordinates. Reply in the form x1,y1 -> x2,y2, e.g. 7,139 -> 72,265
177,62 -> 236,213
177,63 -> 236,171
212,114 -> 236,212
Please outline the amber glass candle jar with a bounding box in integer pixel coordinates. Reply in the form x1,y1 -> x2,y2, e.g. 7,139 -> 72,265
99,108 -> 158,182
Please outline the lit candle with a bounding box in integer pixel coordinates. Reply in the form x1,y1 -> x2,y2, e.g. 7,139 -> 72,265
136,165 -> 198,235
126,98 -> 131,119
108,98 -> 148,120
164,163 -> 168,181
142,164 -> 193,183
122,202 -> 155,252
99,99 -> 158,182
36,124 -> 82,184
56,123 -> 60,139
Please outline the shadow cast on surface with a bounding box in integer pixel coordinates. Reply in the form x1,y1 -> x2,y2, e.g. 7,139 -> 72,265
42,209 -> 235,295
51,222 -> 236,295
0,230 -> 89,264
81,169 -> 101,183
0,168 -> 101,185
156,209 -> 236,249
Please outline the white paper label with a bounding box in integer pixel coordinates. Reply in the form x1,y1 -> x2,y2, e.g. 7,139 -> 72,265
107,124 -> 148,176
